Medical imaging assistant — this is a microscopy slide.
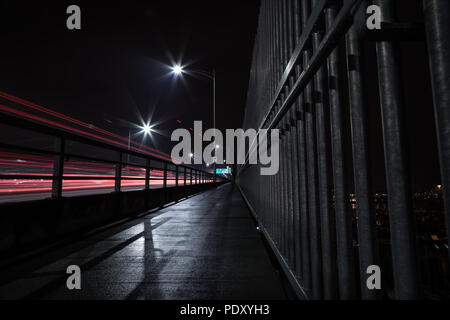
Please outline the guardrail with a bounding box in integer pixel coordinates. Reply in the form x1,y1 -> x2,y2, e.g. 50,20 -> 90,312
0,95 -> 222,203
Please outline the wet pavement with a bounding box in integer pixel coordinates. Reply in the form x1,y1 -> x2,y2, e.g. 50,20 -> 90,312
0,184 -> 287,300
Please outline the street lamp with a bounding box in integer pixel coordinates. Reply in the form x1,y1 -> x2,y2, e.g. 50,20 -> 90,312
172,65 -> 184,76
171,65 -> 217,181
141,123 -> 153,135
102,118 -> 155,165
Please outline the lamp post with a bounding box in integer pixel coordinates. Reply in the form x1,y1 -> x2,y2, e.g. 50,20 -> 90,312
127,124 -> 152,165
171,65 -> 217,182
103,118 -> 153,165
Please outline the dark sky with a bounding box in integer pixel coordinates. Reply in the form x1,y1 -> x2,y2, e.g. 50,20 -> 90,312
0,0 -> 260,155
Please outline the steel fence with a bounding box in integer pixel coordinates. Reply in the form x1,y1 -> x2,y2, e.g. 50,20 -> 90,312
237,0 -> 450,300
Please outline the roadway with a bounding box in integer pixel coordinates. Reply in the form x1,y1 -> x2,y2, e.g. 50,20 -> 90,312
0,184 -> 287,300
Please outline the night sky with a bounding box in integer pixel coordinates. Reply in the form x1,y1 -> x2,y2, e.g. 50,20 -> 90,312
0,0 -> 260,155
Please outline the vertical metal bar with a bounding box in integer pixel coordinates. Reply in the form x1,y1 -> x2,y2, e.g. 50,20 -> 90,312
284,0 -> 295,269
312,26 -> 337,300
276,0 -> 283,84
302,0 -> 322,300
296,89 -> 311,294
190,168 -> 193,185
374,0 -> 420,299
270,0 -> 276,105
281,0 -> 289,262
176,166 -> 179,187
304,50 -> 322,300
281,120 -> 288,258
346,25 -> 380,300
51,137 -> 65,199
294,0 -> 311,295
145,159 -> 151,190
274,107 -> 280,247
288,0 -> 302,279
163,163 -> 168,189
115,152 -> 122,193
324,6 -> 355,300
423,0 -> 450,257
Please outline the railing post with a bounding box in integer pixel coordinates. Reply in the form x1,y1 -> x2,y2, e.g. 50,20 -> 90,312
324,6 -> 354,300
175,165 -> 179,187
51,137 -> 65,199
190,168 -> 193,185
145,159 -> 151,190
374,0 -> 420,299
346,25 -> 380,300
163,163 -> 168,189
115,152 -> 122,193
184,167 -> 187,186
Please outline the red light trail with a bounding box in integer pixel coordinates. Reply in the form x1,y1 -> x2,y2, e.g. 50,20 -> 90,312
0,91 -> 172,160
0,92 -> 205,202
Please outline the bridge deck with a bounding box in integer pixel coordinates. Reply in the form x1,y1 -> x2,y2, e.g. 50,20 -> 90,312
0,184 -> 287,300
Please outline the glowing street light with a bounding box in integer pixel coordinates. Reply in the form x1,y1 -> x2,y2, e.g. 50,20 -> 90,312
142,124 -> 152,135
172,65 -> 184,76
171,62 -> 218,182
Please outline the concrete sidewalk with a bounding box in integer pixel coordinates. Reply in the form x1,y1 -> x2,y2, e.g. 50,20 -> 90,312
0,184 -> 287,300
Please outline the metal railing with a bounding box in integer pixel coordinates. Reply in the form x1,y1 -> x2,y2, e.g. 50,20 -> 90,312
0,98 -> 221,203
238,0 -> 450,300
